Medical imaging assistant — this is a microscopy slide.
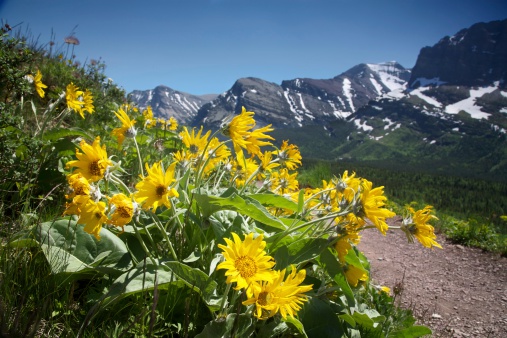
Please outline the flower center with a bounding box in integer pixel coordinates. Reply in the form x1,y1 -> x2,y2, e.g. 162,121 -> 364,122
234,256 -> 257,278
89,161 -> 101,176
257,291 -> 272,306
189,144 -> 199,154
94,212 -> 103,220
156,185 -> 167,197
118,206 -> 132,219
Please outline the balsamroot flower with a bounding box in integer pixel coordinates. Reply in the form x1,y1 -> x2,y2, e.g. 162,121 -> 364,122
344,264 -> 368,287
142,106 -> 157,128
107,193 -> 134,230
358,179 -> 395,235
401,205 -> 442,249
167,116 -> 178,131
134,162 -> 179,212
66,137 -> 112,182
29,70 -> 48,98
112,107 -> 137,146
275,140 -> 302,170
222,106 -> 274,156
231,151 -> 258,187
217,232 -> 275,292
179,126 -> 211,159
76,199 -> 108,240
270,168 -> 299,195
243,267 -> 313,320
66,83 -> 94,118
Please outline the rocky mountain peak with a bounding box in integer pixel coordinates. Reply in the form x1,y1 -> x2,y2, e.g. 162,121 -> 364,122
409,19 -> 507,88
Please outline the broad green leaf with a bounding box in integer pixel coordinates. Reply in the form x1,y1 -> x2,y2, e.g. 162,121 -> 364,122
274,237 -> 329,267
299,297 -> 345,338
256,320 -> 290,338
339,313 -> 356,327
388,325 -> 432,337
162,261 -> 218,305
196,314 -> 254,338
351,310 -> 385,329
32,218 -> 132,275
318,248 -> 355,306
249,193 -> 299,212
196,193 -> 286,230
283,317 -> 308,337
104,262 -> 179,302
42,127 -> 91,141
40,243 -> 92,275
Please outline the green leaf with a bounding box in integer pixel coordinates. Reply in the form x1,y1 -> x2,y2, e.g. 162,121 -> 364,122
274,237 -> 329,267
388,325 -> 432,337
318,248 -> 355,306
249,193 -> 299,212
103,262 -> 181,306
299,297 -> 345,338
196,314 -> 254,338
195,192 -> 286,230
31,218 -> 132,276
283,317 -> 308,337
42,127 -> 91,141
162,261 -> 218,306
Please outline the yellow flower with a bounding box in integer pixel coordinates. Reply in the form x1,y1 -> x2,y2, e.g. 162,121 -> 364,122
82,89 -> 94,115
66,137 -> 112,182
134,162 -> 179,212
270,168 -> 299,195
335,170 -> 361,203
402,205 -> 442,249
223,106 -> 255,152
179,126 -> 211,159
244,124 -> 274,156
111,107 -> 137,146
107,193 -> 134,230
223,106 -> 274,156
76,199 -> 108,240
217,232 -> 275,291
202,137 -> 231,175
243,267 -> 313,320
65,173 -> 91,201
276,140 -> 302,170
380,286 -> 391,294
66,83 -> 85,117
359,179 -> 395,235
30,70 -> 48,98
344,264 -> 368,287
167,116 -> 178,131
142,106 -> 157,128
257,150 -> 280,180
231,151 -> 258,187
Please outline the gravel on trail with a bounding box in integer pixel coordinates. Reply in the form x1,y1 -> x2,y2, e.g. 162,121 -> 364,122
358,217 -> 507,338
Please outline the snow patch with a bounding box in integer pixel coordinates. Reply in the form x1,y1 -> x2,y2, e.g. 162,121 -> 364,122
342,78 -> 355,111
500,108 -> 507,114
409,87 -> 442,108
354,119 -> 373,132
445,84 -> 498,119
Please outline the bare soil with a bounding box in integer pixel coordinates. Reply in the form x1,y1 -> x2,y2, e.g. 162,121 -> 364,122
358,217 -> 507,338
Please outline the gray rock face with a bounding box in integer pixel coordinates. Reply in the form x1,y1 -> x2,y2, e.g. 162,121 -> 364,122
128,85 -> 217,124
192,62 -> 411,129
409,19 -> 507,88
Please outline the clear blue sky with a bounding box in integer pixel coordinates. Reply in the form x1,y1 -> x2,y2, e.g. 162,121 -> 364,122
1,0 -> 506,95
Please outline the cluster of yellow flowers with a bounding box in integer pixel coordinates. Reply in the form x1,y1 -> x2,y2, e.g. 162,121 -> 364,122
28,70 -> 95,119
217,232 -> 313,320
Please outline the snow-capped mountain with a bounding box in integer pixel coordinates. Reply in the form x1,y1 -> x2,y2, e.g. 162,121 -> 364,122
191,61 -> 411,129
128,85 -> 217,124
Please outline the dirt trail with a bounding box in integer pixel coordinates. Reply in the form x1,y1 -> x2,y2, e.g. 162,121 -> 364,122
357,217 -> 507,337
